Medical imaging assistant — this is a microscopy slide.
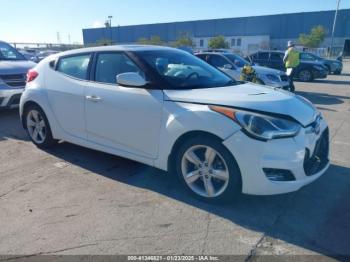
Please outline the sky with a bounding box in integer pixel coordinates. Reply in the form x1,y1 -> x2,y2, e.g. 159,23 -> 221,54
0,0 -> 349,44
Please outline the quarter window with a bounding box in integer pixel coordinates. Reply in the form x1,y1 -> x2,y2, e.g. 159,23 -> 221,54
57,54 -> 91,80
95,53 -> 143,84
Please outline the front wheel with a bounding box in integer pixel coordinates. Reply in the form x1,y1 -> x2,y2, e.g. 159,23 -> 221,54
25,105 -> 57,148
175,135 -> 242,203
298,70 -> 313,82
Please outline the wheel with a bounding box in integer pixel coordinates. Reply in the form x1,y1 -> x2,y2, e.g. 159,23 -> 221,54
175,135 -> 242,203
298,70 -> 313,82
334,70 -> 341,75
25,105 -> 57,148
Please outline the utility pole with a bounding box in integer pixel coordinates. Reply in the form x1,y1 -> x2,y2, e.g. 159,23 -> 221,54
108,15 -> 113,44
330,0 -> 341,57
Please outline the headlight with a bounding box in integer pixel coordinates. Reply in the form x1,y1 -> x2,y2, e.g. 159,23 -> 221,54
313,65 -> 325,71
210,106 -> 301,141
265,74 -> 280,82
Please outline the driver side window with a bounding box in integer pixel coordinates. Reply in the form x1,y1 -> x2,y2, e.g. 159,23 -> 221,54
95,53 -> 144,84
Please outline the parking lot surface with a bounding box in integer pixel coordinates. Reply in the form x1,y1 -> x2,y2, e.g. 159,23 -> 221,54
0,63 -> 349,260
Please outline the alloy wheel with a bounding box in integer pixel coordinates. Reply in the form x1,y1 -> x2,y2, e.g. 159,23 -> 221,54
299,70 -> 312,82
26,109 -> 46,144
181,145 -> 230,198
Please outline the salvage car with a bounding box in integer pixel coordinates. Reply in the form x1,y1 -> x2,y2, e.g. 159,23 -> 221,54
196,52 -> 292,91
0,41 -> 36,109
20,46 -> 330,202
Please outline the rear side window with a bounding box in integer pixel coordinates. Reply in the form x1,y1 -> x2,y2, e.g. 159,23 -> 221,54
57,54 -> 91,80
270,53 -> 283,61
258,52 -> 269,60
95,53 -> 143,84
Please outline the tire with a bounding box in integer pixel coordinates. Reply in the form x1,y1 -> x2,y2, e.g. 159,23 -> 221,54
298,69 -> 313,82
175,135 -> 242,203
24,104 -> 57,148
334,70 -> 341,75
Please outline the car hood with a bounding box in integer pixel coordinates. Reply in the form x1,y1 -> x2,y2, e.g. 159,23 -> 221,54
0,60 -> 36,75
164,83 -> 318,126
251,65 -> 285,75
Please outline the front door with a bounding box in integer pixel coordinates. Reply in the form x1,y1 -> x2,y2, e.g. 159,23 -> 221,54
85,52 -> 163,159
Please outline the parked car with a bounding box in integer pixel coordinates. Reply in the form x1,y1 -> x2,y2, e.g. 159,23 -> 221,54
19,50 -> 40,63
0,41 -> 36,109
247,51 -> 328,82
196,52 -> 292,91
20,45 -> 330,202
300,52 -> 343,75
37,50 -> 60,62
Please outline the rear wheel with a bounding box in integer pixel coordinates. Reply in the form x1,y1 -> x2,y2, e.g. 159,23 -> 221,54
175,135 -> 242,203
25,105 -> 57,148
298,69 -> 313,82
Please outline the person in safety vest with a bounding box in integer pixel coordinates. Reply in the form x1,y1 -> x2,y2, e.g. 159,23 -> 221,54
283,41 -> 300,92
240,65 -> 263,85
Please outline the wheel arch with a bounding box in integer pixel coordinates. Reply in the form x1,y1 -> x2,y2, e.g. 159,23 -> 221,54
167,130 -> 224,175
21,101 -> 44,129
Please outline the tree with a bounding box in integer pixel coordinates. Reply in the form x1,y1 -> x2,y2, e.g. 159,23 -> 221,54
137,36 -> 164,45
173,32 -> 194,47
299,25 -> 326,48
208,36 -> 229,49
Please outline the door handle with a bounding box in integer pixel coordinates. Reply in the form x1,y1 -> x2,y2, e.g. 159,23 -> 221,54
86,95 -> 102,102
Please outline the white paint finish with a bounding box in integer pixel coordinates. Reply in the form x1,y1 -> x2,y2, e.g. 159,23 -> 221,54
85,81 -> 164,158
20,45 -> 329,196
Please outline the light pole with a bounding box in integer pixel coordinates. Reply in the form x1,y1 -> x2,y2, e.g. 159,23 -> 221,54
330,0 -> 341,57
108,15 -> 113,44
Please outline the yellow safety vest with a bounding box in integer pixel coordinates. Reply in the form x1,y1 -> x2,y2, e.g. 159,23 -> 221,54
285,49 -> 300,68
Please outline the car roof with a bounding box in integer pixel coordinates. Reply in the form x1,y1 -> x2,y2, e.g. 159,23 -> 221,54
56,45 -> 178,57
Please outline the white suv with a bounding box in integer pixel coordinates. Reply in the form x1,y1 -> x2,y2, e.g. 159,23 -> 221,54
0,41 -> 36,108
20,45 -> 330,202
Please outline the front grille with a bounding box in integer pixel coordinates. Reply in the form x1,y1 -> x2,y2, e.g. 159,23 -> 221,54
304,128 -> 330,176
0,74 -> 26,88
280,75 -> 289,82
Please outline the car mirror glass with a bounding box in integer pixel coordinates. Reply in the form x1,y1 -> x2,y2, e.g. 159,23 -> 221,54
116,72 -> 147,88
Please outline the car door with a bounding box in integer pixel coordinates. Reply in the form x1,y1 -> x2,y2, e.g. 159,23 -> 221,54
45,53 -> 92,139
85,52 -> 163,159
207,54 -> 240,80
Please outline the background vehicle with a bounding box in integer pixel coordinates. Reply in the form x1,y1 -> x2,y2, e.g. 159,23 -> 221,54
0,41 -> 36,108
37,50 -> 60,62
300,52 -> 343,75
20,45 -> 329,202
19,50 -> 40,63
247,51 -> 328,82
196,52 -> 292,91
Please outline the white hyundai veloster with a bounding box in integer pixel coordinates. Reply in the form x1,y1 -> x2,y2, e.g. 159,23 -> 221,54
20,45 -> 330,202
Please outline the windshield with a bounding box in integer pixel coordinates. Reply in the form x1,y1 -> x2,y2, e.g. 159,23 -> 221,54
224,53 -> 250,68
135,50 -> 235,89
0,42 -> 26,61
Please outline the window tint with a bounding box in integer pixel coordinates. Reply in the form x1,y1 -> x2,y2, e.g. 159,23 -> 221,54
208,55 -> 229,68
270,53 -> 283,61
258,52 -> 269,60
95,53 -> 143,84
300,53 -> 316,61
57,54 -> 91,80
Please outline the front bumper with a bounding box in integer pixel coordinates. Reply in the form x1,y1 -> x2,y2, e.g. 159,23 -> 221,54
0,89 -> 24,108
223,118 -> 329,195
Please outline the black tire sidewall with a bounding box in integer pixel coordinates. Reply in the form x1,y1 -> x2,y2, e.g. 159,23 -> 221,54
175,135 -> 242,203
25,105 -> 56,148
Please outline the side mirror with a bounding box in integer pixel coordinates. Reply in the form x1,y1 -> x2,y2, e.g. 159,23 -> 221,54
223,64 -> 233,70
117,72 -> 147,87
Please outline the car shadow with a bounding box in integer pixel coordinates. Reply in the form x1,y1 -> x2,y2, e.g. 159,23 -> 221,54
296,91 -> 348,106
43,142 -> 350,259
0,109 -> 29,142
312,79 -> 350,86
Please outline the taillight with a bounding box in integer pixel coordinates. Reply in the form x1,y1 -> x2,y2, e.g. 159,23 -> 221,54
26,69 -> 39,83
